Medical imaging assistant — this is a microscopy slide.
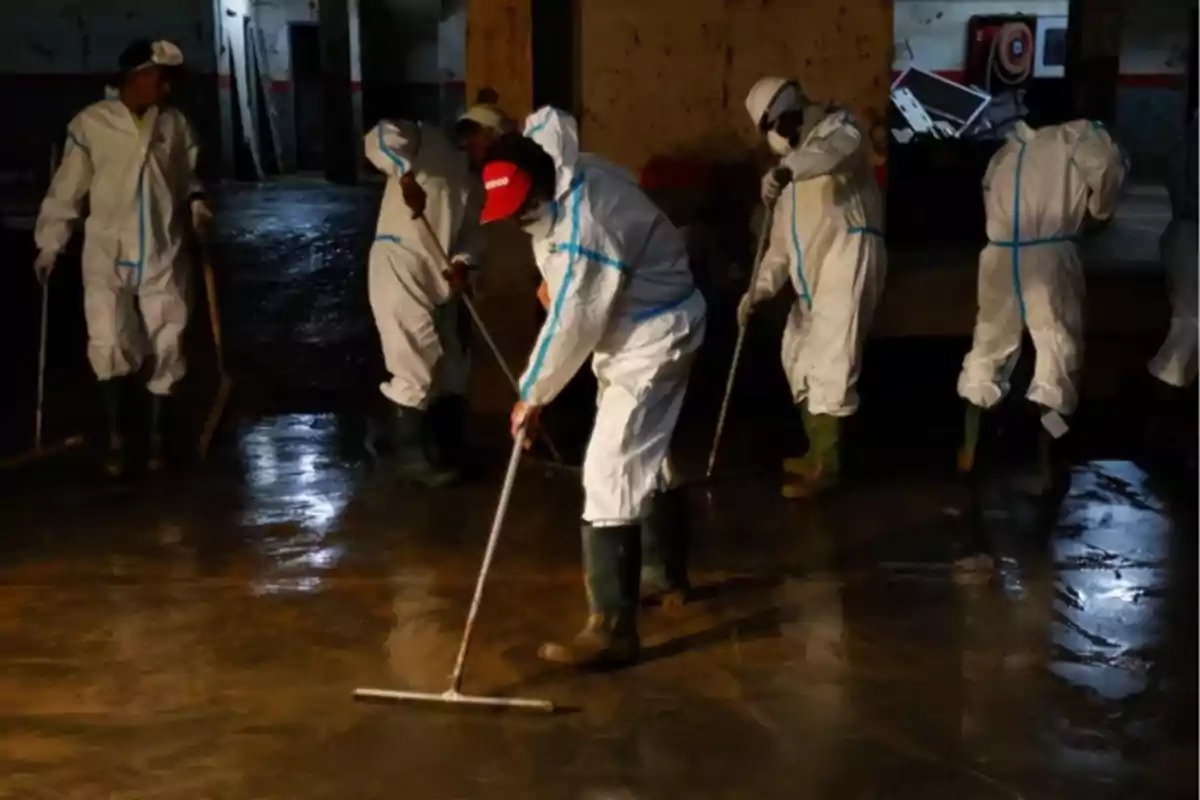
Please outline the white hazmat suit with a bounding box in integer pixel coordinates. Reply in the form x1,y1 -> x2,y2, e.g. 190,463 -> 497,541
35,100 -> 203,395
518,108 -> 707,525
745,104 -> 887,417
364,120 -> 484,410
1147,112 -> 1198,388
958,120 -> 1126,416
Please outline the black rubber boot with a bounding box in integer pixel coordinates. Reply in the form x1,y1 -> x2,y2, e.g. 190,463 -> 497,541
390,404 -> 460,488
147,393 -> 166,473
429,394 -> 469,471
641,489 -> 691,608
1036,417 -> 1072,498
99,378 -> 128,478
539,523 -> 641,668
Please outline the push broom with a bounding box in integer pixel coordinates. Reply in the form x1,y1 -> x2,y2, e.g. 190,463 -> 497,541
197,236 -> 232,462
353,420 -> 556,712
704,180 -> 784,478
0,280 -> 84,470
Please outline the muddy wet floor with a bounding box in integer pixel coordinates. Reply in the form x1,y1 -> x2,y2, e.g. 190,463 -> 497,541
0,181 -> 1195,798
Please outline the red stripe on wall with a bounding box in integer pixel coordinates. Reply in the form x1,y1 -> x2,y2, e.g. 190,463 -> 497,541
1116,73 -> 1185,88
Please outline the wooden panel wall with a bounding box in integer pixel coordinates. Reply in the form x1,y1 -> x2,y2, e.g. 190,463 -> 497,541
577,0 -> 892,172
463,0 -> 538,416
465,0 -> 534,119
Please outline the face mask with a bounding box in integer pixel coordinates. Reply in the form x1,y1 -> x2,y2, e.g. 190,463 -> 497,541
767,130 -> 792,156
518,202 -> 554,239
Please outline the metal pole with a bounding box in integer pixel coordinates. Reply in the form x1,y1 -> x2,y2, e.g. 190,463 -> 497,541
447,424 -> 525,692
705,196 -> 777,478
415,213 -> 565,464
34,281 -> 49,452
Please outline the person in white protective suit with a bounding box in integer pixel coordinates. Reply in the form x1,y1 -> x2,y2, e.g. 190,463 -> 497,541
956,119 -> 1126,486
737,77 -> 887,499
362,104 -> 512,487
34,39 -> 209,476
480,108 -> 707,668
1147,109 -> 1198,391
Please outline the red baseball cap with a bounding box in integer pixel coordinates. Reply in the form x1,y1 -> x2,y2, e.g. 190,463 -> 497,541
480,160 -> 533,223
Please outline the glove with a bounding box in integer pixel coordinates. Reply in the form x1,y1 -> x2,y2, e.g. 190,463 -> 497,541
191,198 -> 213,236
736,292 -> 755,328
760,167 -> 793,205
400,173 -> 427,219
761,169 -> 783,204
444,255 -> 479,297
33,250 -> 56,285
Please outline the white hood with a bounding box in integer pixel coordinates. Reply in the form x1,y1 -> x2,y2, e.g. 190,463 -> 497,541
522,106 -> 581,200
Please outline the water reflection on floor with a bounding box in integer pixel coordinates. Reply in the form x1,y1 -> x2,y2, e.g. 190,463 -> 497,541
0,411 -> 1194,798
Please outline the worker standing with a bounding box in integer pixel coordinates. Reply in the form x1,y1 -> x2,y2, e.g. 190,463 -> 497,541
363,104 -> 511,487
481,108 -> 706,668
737,77 -> 887,499
34,39 -> 209,477
1147,109 -> 1197,392
956,119 -> 1126,488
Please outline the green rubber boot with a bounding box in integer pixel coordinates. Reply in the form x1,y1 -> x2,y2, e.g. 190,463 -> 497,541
640,488 -> 691,608
782,408 -> 841,499
957,402 -> 984,474
147,393 -> 166,473
390,404 -> 460,488
99,378 -> 128,478
539,523 -> 641,668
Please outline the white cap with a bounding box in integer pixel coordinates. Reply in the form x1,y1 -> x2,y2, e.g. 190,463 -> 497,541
745,76 -> 804,130
457,103 -> 514,134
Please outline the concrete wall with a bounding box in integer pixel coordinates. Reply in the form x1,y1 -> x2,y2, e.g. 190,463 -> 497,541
0,0 -> 217,168
1113,2 -> 1193,178
577,0 -> 893,174
237,0 -> 464,172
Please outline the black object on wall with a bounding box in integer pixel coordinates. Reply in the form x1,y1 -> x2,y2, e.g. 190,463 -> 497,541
531,0 -> 577,115
1188,8 -> 1197,116
318,0 -> 358,184
1064,0 -> 1120,125
290,23 -> 325,172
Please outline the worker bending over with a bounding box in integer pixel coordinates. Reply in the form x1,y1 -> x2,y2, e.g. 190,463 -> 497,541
363,103 -> 511,486
481,107 -> 706,668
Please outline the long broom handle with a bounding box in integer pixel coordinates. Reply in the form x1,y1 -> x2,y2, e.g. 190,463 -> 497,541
203,262 -> 225,374
705,193 -> 778,478
448,424 -> 526,692
415,213 -> 564,464
34,281 -> 49,452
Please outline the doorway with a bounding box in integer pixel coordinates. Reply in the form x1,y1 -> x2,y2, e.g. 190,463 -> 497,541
289,22 -> 324,172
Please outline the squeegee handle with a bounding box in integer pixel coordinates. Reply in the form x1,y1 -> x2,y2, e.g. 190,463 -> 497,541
447,425 -> 526,692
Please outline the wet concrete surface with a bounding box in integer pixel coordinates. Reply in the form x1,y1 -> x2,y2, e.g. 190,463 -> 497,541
0,180 -> 1196,798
